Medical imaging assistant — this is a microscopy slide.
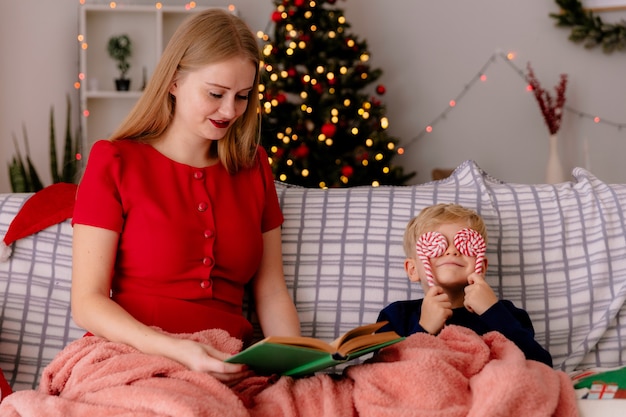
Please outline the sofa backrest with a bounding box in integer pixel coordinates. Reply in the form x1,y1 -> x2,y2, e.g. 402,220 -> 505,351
2,159 -> 626,390
272,160 -> 626,373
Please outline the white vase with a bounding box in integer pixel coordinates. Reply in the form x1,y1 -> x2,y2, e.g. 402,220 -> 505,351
545,133 -> 566,184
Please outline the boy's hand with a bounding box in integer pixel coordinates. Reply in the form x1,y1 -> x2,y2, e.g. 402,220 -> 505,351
464,273 -> 497,315
419,286 -> 452,334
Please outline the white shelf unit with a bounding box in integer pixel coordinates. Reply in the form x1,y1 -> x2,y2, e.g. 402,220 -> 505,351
78,4 -> 219,151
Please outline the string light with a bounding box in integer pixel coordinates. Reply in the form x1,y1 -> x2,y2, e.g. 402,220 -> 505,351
400,51 -> 626,151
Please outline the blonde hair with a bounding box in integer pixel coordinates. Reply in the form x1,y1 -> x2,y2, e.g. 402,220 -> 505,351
403,203 -> 487,257
108,8 -> 262,173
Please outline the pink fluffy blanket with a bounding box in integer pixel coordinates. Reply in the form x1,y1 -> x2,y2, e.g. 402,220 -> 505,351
0,325 -> 578,417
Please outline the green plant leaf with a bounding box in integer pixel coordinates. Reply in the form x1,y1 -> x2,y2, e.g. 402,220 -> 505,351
62,94 -> 75,182
50,106 -> 60,183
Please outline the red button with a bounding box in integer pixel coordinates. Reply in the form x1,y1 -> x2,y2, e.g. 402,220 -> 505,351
193,170 -> 204,180
202,257 -> 214,267
204,229 -> 214,238
197,202 -> 208,212
200,279 -> 212,289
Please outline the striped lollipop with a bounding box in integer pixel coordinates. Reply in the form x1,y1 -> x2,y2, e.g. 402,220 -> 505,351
415,231 -> 448,287
453,228 -> 487,275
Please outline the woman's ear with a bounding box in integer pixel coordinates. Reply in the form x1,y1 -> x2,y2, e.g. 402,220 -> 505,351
405,258 -> 421,283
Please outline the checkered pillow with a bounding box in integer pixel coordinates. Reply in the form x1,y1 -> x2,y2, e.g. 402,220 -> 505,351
0,194 -> 83,391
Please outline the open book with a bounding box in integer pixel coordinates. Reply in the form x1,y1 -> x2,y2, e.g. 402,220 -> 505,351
225,321 -> 403,377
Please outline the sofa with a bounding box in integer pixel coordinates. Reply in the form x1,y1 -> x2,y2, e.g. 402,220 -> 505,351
1,159 -> 625,415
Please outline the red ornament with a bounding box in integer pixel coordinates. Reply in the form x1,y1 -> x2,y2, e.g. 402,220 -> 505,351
274,148 -> 285,159
294,0 -> 305,6
341,165 -> 354,178
312,83 -> 323,94
292,143 -> 310,159
276,93 -> 287,104
271,11 -> 282,22
321,122 -> 337,138
287,67 -> 297,78
376,84 -> 386,95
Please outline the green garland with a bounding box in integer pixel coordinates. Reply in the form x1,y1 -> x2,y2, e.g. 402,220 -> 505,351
550,0 -> 626,53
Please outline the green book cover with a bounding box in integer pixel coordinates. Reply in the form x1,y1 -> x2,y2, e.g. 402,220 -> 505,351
225,322 -> 404,377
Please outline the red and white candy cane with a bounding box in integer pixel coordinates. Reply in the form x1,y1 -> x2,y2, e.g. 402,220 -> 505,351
453,228 -> 486,275
415,232 -> 448,287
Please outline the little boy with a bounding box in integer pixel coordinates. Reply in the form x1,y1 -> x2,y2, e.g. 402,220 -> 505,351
377,203 -> 553,367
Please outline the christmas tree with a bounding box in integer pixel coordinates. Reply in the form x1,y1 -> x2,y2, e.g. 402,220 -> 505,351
259,0 -> 414,188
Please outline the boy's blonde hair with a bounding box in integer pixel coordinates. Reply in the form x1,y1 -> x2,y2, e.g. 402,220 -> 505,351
403,203 -> 487,257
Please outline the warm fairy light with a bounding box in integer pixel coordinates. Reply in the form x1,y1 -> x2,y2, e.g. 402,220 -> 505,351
228,4 -> 236,12
449,100 -> 456,107
74,82 -> 81,89
302,169 -> 309,177
109,2 -> 116,9
78,73 -> 85,80
380,117 -> 389,129
83,109 -> 90,117
404,51 -> 625,151
82,42 -> 88,50
360,53 -> 370,62
77,34 -> 84,42
372,181 -> 380,187
155,3 -> 162,9
397,147 -> 405,155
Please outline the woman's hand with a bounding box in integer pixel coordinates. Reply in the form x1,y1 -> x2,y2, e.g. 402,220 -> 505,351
169,338 -> 254,386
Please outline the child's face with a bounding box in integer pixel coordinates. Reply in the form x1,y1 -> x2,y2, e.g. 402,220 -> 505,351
411,221 -> 481,290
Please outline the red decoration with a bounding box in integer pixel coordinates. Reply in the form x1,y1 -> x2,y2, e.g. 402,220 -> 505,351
287,67 -> 297,78
292,143 -> 310,159
526,63 -> 568,135
276,93 -> 287,104
376,84 -> 386,95
294,0 -> 305,6
271,11 -> 282,22
321,122 -> 337,138
312,83 -> 323,94
341,165 -> 354,178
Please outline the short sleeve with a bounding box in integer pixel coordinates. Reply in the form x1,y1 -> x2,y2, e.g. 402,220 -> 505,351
257,146 -> 284,233
72,140 -> 125,232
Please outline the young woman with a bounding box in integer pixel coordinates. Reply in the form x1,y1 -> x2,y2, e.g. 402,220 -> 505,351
71,8 -> 301,385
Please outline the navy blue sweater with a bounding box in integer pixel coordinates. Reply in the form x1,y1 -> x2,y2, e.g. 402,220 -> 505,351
377,299 -> 553,367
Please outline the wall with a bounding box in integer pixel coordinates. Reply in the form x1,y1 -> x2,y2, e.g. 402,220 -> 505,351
1,0 -> 625,192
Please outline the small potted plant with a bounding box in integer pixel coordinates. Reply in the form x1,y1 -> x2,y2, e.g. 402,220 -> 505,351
107,34 -> 132,91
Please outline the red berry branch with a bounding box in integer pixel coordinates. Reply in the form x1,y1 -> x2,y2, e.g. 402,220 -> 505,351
526,63 -> 568,135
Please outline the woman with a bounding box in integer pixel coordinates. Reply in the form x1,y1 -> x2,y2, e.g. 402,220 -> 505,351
71,8 -> 301,385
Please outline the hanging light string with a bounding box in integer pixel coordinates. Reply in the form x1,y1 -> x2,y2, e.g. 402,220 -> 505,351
400,50 -> 626,151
